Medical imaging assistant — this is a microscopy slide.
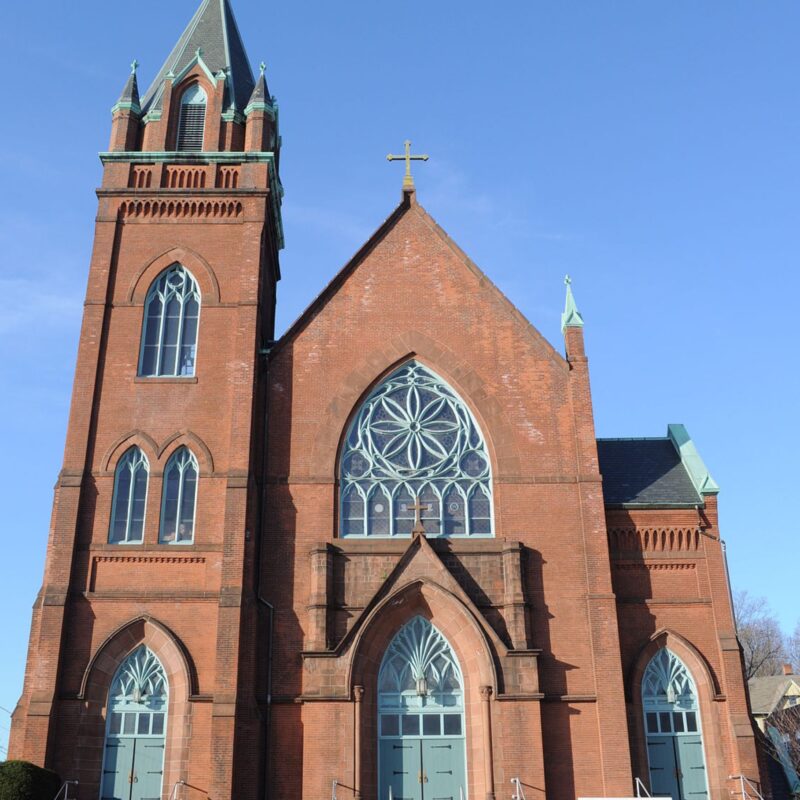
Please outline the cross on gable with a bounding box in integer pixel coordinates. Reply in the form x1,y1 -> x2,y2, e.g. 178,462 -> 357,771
387,139 -> 429,190
406,500 -> 429,536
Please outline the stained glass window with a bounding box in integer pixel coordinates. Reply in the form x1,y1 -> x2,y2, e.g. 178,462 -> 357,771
109,447 -> 149,544
340,361 -> 493,537
159,448 -> 198,544
139,264 -> 201,378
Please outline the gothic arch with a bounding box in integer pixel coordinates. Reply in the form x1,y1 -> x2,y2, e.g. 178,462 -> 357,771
79,615 -> 197,701
127,246 -> 221,305
158,430 -> 215,474
346,578 -> 498,694
345,579 -> 499,800
314,330 -> 522,483
101,430 -> 159,473
74,616 -> 197,799
628,630 -> 726,800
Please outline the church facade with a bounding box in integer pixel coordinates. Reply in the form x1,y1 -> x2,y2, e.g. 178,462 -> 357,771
9,2 -> 762,800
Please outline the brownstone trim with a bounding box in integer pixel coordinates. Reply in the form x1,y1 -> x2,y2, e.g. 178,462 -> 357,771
74,616 -> 198,799
101,430 -> 160,472
158,430 -> 215,473
127,245 -> 222,305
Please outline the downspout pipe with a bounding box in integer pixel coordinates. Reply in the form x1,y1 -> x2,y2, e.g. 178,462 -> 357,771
256,342 -> 275,800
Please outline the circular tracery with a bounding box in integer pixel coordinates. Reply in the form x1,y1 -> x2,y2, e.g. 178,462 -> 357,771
340,361 -> 493,537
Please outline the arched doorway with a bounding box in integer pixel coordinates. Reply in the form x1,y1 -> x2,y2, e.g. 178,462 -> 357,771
642,649 -> 709,800
100,646 -> 168,800
378,616 -> 467,800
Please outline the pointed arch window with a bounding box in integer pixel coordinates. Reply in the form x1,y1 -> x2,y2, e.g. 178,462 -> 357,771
139,264 -> 201,377
102,647 -> 168,800
109,447 -> 149,544
159,448 -> 198,544
642,649 -> 709,800
176,84 -> 207,151
339,361 -> 494,537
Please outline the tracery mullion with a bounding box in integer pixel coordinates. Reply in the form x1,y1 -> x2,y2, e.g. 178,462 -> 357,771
154,285 -> 168,376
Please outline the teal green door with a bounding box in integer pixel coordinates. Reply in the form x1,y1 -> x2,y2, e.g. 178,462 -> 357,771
101,738 -> 135,800
646,736 -> 680,799
101,738 -> 165,800
381,739 -> 422,800
132,739 -> 166,800
675,737 -> 708,800
422,739 -> 466,800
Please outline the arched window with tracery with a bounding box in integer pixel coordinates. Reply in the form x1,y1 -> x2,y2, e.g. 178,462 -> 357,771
101,646 -> 168,800
159,447 -> 198,544
642,648 -> 709,800
176,84 -> 207,151
139,264 -> 201,377
339,361 -> 493,537
109,447 -> 149,544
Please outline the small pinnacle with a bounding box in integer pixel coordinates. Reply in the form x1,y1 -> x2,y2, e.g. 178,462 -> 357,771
260,62 -> 267,76
130,59 -> 139,75
195,47 -> 203,59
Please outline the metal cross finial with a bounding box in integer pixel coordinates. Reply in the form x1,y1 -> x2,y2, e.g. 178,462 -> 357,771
564,274 -> 572,286
260,62 -> 267,76
387,139 -> 429,190
130,59 -> 139,75
407,501 -> 429,536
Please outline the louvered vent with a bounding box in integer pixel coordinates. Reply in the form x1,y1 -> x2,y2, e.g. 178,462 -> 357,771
177,104 -> 205,151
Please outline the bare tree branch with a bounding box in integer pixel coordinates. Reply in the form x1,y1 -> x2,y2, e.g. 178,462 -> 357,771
734,590 -> 787,680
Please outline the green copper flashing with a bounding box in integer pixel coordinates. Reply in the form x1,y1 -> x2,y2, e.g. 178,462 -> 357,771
561,274 -> 585,333
221,108 -> 246,124
244,100 -> 276,118
111,101 -> 141,116
668,424 -> 720,495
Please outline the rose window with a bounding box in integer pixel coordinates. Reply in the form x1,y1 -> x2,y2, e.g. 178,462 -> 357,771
340,361 -> 493,537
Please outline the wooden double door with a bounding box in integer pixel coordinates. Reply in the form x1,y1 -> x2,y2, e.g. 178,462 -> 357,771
379,737 -> 467,800
100,737 -> 165,800
647,735 -> 708,800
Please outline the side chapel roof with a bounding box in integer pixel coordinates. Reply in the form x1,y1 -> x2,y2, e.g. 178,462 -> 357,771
597,424 -> 718,507
748,676 -> 800,716
141,0 -> 256,114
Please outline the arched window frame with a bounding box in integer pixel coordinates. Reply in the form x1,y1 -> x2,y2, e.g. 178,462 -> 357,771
339,361 -> 494,538
176,83 -> 207,152
108,447 -> 149,544
159,447 -> 199,545
138,264 -> 201,378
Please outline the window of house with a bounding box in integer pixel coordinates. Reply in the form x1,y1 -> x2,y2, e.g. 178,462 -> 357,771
109,447 -> 149,544
159,447 -> 198,544
139,264 -> 201,377
176,84 -> 207,151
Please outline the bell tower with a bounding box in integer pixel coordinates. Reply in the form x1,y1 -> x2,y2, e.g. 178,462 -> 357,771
8,1 -> 281,798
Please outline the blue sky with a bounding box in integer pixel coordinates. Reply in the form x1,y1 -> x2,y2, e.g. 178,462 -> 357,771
1,0 -> 799,759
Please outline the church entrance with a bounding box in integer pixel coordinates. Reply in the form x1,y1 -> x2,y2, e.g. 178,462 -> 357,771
100,647 -> 168,800
642,649 -> 709,800
378,616 -> 467,800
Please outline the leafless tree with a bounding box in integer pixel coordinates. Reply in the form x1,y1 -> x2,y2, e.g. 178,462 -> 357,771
734,590 -> 787,680
761,705 -> 800,791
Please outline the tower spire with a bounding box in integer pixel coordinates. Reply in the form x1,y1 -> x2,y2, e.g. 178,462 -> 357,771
111,59 -> 141,115
141,0 -> 255,115
561,274 -> 585,332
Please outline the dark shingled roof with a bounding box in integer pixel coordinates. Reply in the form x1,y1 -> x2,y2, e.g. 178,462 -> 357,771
115,71 -> 141,112
142,0 -> 255,114
597,438 -> 702,507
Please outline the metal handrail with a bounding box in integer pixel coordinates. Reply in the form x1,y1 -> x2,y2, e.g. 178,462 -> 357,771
511,777 -> 527,800
635,777 -> 652,798
52,781 -> 79,800
729,774 -> 765,800
168,779 -> 187,800
332,779 -> 338,800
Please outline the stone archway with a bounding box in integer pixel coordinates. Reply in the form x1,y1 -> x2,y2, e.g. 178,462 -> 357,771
347,580 -> 498,800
